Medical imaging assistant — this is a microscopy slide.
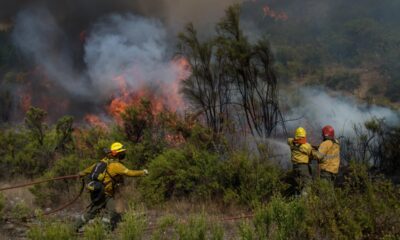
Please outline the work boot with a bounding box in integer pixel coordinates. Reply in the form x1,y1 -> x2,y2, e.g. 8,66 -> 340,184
74,215 -> 87,232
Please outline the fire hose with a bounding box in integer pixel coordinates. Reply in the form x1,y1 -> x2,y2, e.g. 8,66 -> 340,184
0,175 -> 85,220
1,176 -> 254,231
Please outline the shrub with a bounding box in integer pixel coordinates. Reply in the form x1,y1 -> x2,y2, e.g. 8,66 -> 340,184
122,99 -> 154,143
151,215 -> 177,240
118,205 -> 147,240
325,71 -> 360,92
235,163 -> 400,240
238,221 -> 256,240
30,158 -> 85,208
252,196 -> 306,240
176,215 -> 207,240
139,147 -> 221,204
139,145 -> 285,206
218,153 -> 285,205
209,222 -> 224,240
303,165 -> 400,239
27,221 -> 75,240
11,200 -> 31,220
25,107 -> 47,146
83,218 -> 108,240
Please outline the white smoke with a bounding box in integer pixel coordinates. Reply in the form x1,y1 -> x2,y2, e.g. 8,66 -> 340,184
284,87 -> 400,139
12,7 -> 184,103
84,14 -> 182,99
261,87 -> 400,168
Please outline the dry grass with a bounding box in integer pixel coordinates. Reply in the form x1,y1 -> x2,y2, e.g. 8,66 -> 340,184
0,179 -> 36,210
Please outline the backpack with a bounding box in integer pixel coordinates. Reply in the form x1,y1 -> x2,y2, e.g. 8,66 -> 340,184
86,159 -> 112,203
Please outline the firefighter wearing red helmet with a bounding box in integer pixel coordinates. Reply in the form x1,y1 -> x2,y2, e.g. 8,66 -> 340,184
313,125 -> 341,181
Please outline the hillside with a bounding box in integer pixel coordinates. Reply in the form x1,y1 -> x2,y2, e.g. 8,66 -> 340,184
0,1 -> 400,240
241,0 -> 400,105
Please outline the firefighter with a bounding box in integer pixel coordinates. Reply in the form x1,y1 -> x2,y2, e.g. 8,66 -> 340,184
75,142 -> 148,231
288,127 -> 313,195
313,125 -> 340,181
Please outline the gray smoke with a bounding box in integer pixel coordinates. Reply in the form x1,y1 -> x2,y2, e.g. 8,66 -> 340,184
284,87 -> 400,140
9,0 -> 242,116
12,6 -> 186,108
262,86 -> 400,167
12,7 -> 87,97
84,14 -> 180,99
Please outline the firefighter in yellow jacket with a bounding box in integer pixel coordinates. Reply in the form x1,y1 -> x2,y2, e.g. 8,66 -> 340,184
313,125 -> 340,181
288,127 -> 313,195
75,142 -> 148,231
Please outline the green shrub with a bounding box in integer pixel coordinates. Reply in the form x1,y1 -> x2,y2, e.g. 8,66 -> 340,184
118,205 -> 147,240
238,221 -> 255,240
252,196 -> 306,240
302,165 -> 400,239
27,221 -> 75,240
176,215 -> 207,240
209,222 -> 224,240
151,215 -> 177,240
139,147 -> 220,204
11,200 -> 31,220
83,218 -> 108,240
218,153 -> 285,205
325,71 -> 360,92
139,145 -> 285,206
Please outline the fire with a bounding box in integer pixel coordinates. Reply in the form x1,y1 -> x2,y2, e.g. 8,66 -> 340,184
20,93 -> 32,112
263,5 -> 288,21
107,56 -> 192,123
165,133 -> 186,146
84,114 -> 108,129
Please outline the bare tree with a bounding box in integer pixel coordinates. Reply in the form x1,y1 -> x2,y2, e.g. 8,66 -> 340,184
178,24 -> 231,135
178,5 -> 284,138
216,5 -> 283,137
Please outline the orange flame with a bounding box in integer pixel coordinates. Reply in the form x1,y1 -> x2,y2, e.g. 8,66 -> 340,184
107,56 -> 192,124
84,114 -> 108,129
263,5 -> 288,21
20,93 -> 32,112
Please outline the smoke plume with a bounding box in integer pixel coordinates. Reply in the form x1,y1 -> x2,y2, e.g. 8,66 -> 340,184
284,87 -> 400,140
10,5 -> 191,120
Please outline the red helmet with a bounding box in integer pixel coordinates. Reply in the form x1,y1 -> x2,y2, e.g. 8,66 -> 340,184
322,125 -> 335,139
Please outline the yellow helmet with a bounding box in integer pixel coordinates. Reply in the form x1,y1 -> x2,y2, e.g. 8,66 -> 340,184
295,127 -> 306,139
110,142 -> 126,156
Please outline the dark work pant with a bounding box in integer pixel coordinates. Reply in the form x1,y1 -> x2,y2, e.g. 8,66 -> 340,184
293,163 -> 312,195
75,196 -> 121,231
320,170 -> 336,182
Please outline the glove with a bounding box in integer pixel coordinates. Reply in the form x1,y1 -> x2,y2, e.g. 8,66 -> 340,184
78,172 -> 85,178
143,169 -> 149,175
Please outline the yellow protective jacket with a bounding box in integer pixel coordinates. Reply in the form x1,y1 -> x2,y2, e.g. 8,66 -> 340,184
79,158 -> 146,196
288,138 -> 313,164
313,139 -> 340,174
